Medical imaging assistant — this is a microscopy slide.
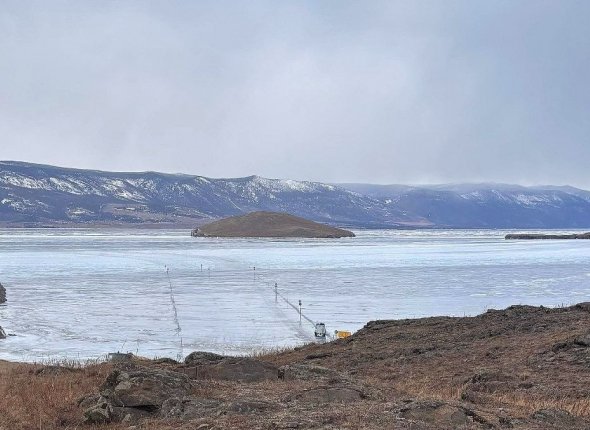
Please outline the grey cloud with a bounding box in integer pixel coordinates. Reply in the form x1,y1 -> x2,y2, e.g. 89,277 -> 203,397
0,1 -> 589,187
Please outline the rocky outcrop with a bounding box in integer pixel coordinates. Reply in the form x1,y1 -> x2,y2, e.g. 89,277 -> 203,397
192,211 -> 355,238
0,283 -> 6,303
506,232 -> 590,240
160,397 -> 223,420
84,367 -> 193,423
395,400 -> 494,428
82,360 -> 285,424
181,356 -> 279,382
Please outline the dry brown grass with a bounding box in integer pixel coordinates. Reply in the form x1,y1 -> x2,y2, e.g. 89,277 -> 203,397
386,375 -> 463,402
0,361 -> 114,430
489,392 -> 590,418
390,374 -> 590,419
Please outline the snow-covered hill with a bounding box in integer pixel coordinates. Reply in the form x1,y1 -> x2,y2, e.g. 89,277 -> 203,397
0,162 -> 412,227
1,161 -> 589,228
340,183 -> 590,228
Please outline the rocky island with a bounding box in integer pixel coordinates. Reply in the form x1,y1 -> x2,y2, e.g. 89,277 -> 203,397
191,211 -> 355,238
506,232 -> 590,240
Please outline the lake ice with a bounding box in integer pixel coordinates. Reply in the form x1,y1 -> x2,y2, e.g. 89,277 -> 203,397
1,228 -> 589,362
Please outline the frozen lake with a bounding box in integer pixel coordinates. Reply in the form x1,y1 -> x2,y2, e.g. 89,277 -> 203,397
1,228 -> 590,362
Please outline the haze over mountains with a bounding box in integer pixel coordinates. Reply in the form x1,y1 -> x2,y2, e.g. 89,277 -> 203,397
1,161 -> 590,229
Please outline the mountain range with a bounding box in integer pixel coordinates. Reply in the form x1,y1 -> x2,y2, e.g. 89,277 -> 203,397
1,161 -> 589,229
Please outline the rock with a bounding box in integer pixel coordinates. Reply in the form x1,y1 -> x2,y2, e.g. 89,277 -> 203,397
278,363 -> 350,384
84,399 -> 113,423
84,367 -> 194,423
184,351 -> 226,365
574,334 -> 590,347
288,386 -> 364,405
159,396 -> 276,420
77,394 -> 101,410
101,368 -> 193,408
0,326 -> 5,340
461,370 -> 516,402
0,283 -> 5,303
160,397 -> 222,420
396,401 -> 492,428
111,406 -> 152,423
108,352 -> 134,363
531,408 -> 579,425
186,357 -> 278,382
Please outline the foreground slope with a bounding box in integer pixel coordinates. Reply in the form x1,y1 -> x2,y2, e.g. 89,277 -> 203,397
191,211 -> 355,238
3,303 -> 590,429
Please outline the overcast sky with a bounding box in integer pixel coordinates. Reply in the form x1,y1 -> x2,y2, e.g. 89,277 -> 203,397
0,1 -> 589,186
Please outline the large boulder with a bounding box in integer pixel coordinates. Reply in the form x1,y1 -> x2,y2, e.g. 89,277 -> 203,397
0,283 -> 5,303
84,367 -> 194,423
101,367 -> 193,408
395,400 -> 493,428
160,397 -> 223,420
160,397 -> 277,420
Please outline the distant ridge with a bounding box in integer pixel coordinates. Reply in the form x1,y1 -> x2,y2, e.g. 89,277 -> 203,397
1,161 -> 590,228
506,232 -> 590,240
191,211 -> 355,238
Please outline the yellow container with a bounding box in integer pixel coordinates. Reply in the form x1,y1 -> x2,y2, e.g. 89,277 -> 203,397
336,330 -> 351,339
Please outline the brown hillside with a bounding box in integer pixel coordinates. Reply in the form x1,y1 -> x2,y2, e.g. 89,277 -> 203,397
191,211 -> 355,238
4,303 -> 590,429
